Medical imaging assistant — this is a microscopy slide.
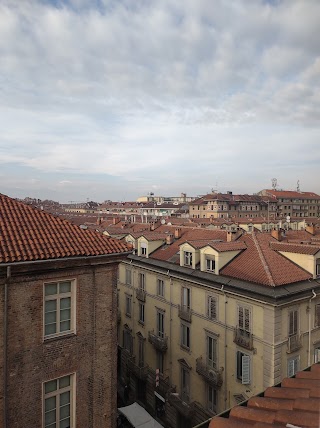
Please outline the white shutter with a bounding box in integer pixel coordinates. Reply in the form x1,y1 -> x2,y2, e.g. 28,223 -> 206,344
242,355 -> 251,385
314,348 -> 320,363
288,358 -> 295,377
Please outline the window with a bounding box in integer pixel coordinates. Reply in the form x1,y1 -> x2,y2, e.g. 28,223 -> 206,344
238,306 -> 251,334
181,367 -> 190,402
44,280 -> 74,338
316,260 -> 320,277
288,309 -> 298,336
287,356 -> 299,377
125,295 -> 132,317
184,251 -> 193,266
207,385 -> 217,413
181,323 -> 190,349
182,287 -> 191,310
125,269 -> 132,285
156,350 -> 164,374
139,273 -> 146,290
314,345 -> 320,363
207,335 -> 217,369
157,279 -> 165,297
138,336 -> 145,367
141,242 -> 147,256
123,327 -> 133,353
206,257 -> 216,272
315,304 -> 320,327
157,311 -> 165,338
139,302 -> 145,324
236,351 -> 251,384
207,295 -> 217,320
43,374 -> 74,428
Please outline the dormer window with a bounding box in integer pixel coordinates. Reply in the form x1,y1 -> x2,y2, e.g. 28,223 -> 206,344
184,251 -> 193,266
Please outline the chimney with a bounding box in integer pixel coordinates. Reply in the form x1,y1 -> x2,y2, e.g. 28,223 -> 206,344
166,234 -> 174,245
271,229 -> 281,241
96,217 -> 102,225
174,228 -> 182,239
227,230 -> 242,241
306,224 -> 316,236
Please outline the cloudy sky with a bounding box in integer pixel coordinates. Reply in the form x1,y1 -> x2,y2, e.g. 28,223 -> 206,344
1,0 -> 319,202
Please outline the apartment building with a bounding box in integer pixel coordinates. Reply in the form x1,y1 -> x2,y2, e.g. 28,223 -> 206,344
258,189 -> 320,218
0,194 -> 130,428
117,224 -> 320,427
189,193 -> 277,220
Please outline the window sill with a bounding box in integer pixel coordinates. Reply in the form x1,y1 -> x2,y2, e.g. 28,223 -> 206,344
180,345 -> 191,353
43,332 -> 76,344
138,321 -> 145,327
125,313 -> 132,318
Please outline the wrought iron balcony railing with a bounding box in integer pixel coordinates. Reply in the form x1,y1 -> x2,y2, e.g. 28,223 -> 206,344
148,330 -> 168,352
178,305 -> 192,322
168,393 -> 194,418
196,357 -> 223,388
136,288 -> 146,302
233,327 -> 254,350
287,334 -> 302,353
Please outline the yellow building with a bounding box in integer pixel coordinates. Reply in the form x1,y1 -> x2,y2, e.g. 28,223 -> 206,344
117,226 -> 320,428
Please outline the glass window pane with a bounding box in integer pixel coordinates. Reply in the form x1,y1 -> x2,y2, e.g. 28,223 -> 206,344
45,300 -> 57,312
60,308 -> 71,322
45,283 -> 57,296
60,320 -> 71,332
59,282 -> 71,294
60,297 -> 71,310
45,396 -> 56,412
60,418 -> 70,428
45,323 -> 57,336
45,311 -> 57,324
45,379 -> 57,394
59,376 -> 70,389
60,403 -> 70,420
45,409 -> 56,425
60,391 -> 70,406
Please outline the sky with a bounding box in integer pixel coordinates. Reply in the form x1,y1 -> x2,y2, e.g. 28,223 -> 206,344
0,0 -> 319,203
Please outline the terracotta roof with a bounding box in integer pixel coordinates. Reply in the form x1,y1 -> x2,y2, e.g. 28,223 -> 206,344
185,240 -> 247,252
270,242 -> 320,255
263,189 -> 320,199
0,194 -> 130,264
221,233 -> 311,286
209,364 -> 320,428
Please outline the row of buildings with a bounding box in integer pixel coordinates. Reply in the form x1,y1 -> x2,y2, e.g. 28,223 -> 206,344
115,220 -> 320,427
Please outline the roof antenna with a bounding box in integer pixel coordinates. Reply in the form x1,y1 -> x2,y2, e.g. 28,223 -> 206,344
297,180 -> 300,192
271,178 -> 277,190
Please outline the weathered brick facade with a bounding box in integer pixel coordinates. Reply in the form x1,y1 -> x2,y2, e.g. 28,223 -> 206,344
0,255 -> 124,428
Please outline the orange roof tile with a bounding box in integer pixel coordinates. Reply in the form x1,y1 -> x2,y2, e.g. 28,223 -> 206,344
0,194 -> 130,264
209,364 -> 320,428
270,242 -> 320,255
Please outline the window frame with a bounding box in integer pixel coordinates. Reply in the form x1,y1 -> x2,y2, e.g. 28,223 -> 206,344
207,295 -> 217,320
43,279 -> 76,339
181,286 -> 191,310
287,355 -> 300,377
157,278 -> 165,297
181,323 -> 191,350
157,310 -> 165,338
125,269 -> 132,285
288,309 -> 298,336
237,305 -> 251,334
184,251 -> 193,267
43,373 -> 75,428
139,273 -> 146,290
138,302 -> 145,325
207,384 -> 217,413
206,257 -> 216,272
207,335 -> 217,369
180,366 -> 190,403
125,294 -> 132,317
236,350 -> 251,385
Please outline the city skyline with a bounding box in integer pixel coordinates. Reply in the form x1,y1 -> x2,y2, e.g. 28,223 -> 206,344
1,0 -> 320,203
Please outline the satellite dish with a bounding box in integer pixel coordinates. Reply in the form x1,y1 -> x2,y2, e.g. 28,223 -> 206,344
167,222 -> 172,226
161,219 -> 166,224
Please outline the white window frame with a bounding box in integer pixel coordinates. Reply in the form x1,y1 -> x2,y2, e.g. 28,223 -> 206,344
182,287 -> 191,310
288,309 -> 298,336
236,351 -> 251,385
43,280 -> 76,339
207,335 -> 217,369
139,273 -> 146,290
238,305 -> 251,334
184,251 -> 193,267
157,310 -> 165,338
314,345 -> 320,363
287,355 -> 300,377
157,279 -> 165,297
181,323 -> 190,350
206,257 -> 216,272
43,373 -> 75,428
141,242 -> 147,256
207,295 -> 217,320
125,294 -> 132,317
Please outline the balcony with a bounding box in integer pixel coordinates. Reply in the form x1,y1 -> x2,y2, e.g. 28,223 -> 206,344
287,334 -> 302,353
234,327 -> 254,350
136,288 -> 146,302
148,330 -> 168,352
168,393 -> 194,418
196,357 -> 223,388
127,358 -> 148,381
178,305 -> 192,322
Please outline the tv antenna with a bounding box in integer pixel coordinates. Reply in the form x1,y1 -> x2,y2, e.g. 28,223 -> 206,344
271,178 -> 277,190
297,180 -> 300,192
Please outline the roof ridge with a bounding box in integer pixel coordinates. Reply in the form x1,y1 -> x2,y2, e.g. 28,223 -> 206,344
251,232 -> 275,286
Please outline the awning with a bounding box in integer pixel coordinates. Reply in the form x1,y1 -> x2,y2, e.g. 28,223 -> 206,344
118,402 -> 163,428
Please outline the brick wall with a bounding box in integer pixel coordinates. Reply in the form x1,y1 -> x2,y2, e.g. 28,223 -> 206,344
0,257 -> 122,428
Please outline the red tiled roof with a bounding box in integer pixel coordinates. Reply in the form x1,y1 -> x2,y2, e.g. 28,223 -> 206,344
264,189 -> 320,199
0,194 -> 130,264
270,242 -> 320,255
185,240 -> 246,252
221,233 -> 311,286
209,364 -> 320,428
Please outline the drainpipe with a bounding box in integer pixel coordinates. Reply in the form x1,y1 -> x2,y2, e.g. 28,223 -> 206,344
168,271 -> 173,382
308,289 -> 317,366
4,265 -> 11,428
222,284 -> 228,410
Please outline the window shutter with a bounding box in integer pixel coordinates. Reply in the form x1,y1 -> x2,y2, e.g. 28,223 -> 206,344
208,296 -> 217,319
288,359 -> 295,377
244,308 -> 250,332
241,355 -> 250,385
238,306 -> 244,329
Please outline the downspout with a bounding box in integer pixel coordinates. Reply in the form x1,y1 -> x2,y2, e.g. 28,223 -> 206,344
168,271 -> 173,382
222,284 -> 228,410
308,289 -> 317,366
4,265 -> 11,428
